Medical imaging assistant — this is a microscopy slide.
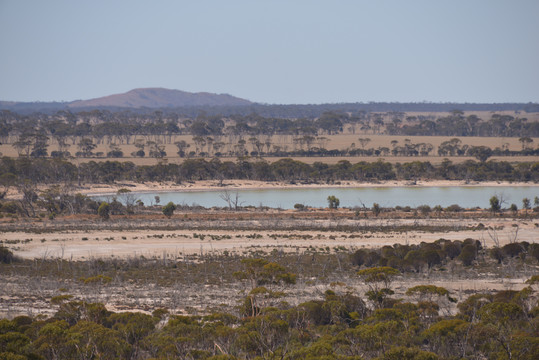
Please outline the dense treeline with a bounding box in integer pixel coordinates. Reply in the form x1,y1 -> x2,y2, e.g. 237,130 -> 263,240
1,157 -> 538,187
1,242 -> 538,360
210,141 -> 539,159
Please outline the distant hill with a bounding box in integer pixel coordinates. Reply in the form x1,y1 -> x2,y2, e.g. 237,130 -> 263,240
0,88 -> 537,116
0,88 -> 252,113
68,88 -> 252,108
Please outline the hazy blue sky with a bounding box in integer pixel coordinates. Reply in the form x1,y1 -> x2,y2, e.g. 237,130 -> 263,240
1,0 -> 538,104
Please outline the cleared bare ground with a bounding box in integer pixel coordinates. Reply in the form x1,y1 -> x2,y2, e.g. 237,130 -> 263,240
2,217 -> 536,260
1,211 -> 537,318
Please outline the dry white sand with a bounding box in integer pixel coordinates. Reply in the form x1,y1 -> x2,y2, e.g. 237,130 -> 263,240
77,179 -> 538,197
5,218 -> 536,260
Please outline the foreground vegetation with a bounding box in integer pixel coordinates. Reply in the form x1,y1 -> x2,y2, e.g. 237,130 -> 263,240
1,238 -> 538,360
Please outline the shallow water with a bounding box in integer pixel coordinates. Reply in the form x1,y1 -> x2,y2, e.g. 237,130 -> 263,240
95,186 -> 539,209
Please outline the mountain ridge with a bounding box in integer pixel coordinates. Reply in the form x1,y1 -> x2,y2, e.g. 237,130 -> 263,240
0,88 -> 252,112
68,87 -> 253,108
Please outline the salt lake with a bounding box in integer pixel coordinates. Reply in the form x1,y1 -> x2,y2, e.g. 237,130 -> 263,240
96,186 -> 539,210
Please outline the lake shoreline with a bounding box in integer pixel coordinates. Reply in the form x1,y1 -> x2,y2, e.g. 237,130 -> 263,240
82,179 -> 539,197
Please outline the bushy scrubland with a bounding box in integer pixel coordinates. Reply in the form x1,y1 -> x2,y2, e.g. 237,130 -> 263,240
1,239 -> 538,360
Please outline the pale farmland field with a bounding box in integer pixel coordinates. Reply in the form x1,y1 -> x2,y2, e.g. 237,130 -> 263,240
1,134 -> 537,165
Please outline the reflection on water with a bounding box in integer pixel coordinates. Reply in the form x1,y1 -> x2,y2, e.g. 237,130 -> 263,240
95,186 -> 538,210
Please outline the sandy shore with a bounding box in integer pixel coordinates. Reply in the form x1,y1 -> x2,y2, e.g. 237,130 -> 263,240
4,179 -> 536,199
79,179 -> 538,197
